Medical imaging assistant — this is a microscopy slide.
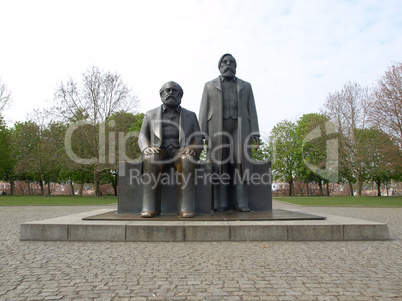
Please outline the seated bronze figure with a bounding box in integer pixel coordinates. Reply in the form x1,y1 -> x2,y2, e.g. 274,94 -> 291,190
138,81 -> 202,218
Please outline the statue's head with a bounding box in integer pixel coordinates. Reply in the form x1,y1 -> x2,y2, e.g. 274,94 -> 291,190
218,53 -> 237,79
159,81 -> 183,107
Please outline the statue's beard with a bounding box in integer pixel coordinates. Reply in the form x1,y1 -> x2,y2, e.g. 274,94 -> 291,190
221,66 -> 236,78
162,96 -> 181,107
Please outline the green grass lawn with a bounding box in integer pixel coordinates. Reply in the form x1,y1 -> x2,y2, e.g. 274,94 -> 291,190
0,195 -> 118,206
274,196 -> 402,207
1,195 -> 401,207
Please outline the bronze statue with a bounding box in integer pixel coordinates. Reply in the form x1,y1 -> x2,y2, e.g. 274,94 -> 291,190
138,81 -> 202,218
199,54 -> 260,212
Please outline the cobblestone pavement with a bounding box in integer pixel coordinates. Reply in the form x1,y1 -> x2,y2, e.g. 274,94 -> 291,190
0,202 -> 401,300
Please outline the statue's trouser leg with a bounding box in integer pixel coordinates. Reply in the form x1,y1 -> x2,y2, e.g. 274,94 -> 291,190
232,138 -> 250,210
141,151 -> 166,214
234,166 -> 249,211
213,162 -> 231,210
175,153 -> 196,214
213,117 -> 238,211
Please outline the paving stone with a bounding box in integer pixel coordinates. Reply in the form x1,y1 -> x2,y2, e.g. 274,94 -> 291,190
0,203 -> 401,300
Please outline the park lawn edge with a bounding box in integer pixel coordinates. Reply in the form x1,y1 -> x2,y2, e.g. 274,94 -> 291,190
274,196 -> 402,207
0,195 -> 118,206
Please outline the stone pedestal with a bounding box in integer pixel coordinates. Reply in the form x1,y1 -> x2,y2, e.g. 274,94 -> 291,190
118,161 -> 272,214
20,209 -> 391,242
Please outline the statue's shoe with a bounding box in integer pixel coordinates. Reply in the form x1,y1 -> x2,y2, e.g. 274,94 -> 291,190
140,211 -> 159,218
180,211 -> 195,218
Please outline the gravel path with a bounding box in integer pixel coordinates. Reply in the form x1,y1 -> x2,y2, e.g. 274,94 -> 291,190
0,202 -> 401,300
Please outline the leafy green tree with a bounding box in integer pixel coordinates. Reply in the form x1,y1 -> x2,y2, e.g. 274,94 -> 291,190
296,113 -> 330,196
0,117 -> 16,194
0,80 -> 14,193
102,111 -> 143,195
362,128 -> 401,196
268,120 -> 301,196
13,121 -> 39,191
252,140 -> 269,161
58,108 -> 95,195
108,111 -> 143,163
13,119 -> 64,195
44,122 -> 68,194
337,157 -> 356,196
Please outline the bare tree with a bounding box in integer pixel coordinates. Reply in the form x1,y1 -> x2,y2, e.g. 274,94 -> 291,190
55,66 -> 139,123
322,81 -> 370,196
54,66 -> 139,196
0,78 -> 11,113
370,61 -> 402,148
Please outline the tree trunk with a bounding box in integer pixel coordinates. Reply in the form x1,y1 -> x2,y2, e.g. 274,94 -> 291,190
349,181 -> 354,196
39,181 -> 44,196
112,176 -> 118,196
27,181 -> 31,195
113,183 -> 118,196
47,182 -> 51,196
94,170 -> 101,197
70,180 -> 75,196
10,180 -> 15,195
356,179 -> 363,197
111,170 -> 118,196
78,172 -> 84,196
289,179 -> 294,196
318,181 -> 323,196
306,182 -> 309,196
376,180 -> 381,197
326,182 -> 330,196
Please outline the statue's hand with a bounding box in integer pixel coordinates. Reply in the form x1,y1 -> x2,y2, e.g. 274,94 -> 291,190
143,147 -> 160,155
182,147 -> 196,156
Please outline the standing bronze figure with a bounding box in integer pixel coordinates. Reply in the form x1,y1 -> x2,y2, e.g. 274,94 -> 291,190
199,54 -> 260,212
139,81 -> 202,218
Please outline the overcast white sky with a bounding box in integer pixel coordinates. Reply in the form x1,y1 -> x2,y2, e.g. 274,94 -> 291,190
1,0 -> 401,137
